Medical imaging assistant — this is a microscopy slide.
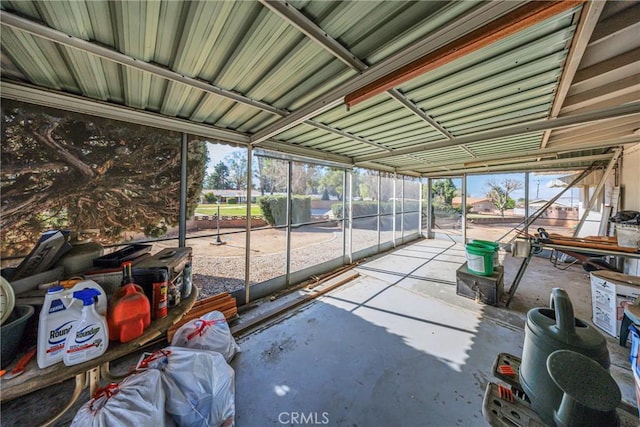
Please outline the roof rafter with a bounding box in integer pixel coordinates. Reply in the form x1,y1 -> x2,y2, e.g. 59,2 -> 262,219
0,9 -> 394,156
345,0 -> 585,108
394,136 -> 639,173
540,1 -> 604,149
354,102 -> 640,163
249,1 -> 521,145
258,0 -> 453,140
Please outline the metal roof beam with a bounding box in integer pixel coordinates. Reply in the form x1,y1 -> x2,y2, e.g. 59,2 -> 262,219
304,120 -> 391,152
0,11 -> 288,116
345,1 -> 584,108
459,145 -> 477,158
1,81 -> 251,144
250,1 -> 521,144
421,153 -> 613,177
354,102 -> 640,162
394,136 -> 639,172
0,9 -> 403,155
541,1 -> 605,149
386,89 -> 453,139
258,0 -> 364,70
259,0 -> 453,140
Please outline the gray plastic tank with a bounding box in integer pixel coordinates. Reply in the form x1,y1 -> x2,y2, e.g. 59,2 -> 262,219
519,288 -> 610,426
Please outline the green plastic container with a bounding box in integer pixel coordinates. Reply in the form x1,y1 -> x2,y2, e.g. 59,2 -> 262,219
468,239 -> 499,268
465,243 -> 494,276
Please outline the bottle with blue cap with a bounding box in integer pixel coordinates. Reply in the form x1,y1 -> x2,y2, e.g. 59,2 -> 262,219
63,288 -> 109,366
37,280 -> 106,369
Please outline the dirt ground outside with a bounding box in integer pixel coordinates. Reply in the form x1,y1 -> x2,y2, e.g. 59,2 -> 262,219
150,224 -> 348,298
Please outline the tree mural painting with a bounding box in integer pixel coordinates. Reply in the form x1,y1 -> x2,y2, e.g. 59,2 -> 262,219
485,178 -> 523,217
1,101 -> 207,256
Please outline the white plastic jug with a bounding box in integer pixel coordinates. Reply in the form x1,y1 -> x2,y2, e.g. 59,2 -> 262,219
63,288 -> 108,366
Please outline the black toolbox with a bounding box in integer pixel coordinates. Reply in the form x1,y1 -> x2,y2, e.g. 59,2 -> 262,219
456,262 -> 504,306
133,247 -> 192,305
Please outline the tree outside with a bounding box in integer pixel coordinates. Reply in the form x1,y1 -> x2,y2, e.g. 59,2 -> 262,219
205,161 -> 230,189
485,178 -> 523,217
1,101 -> 207,256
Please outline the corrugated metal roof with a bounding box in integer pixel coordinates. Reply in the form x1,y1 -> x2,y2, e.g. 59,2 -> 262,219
1,1 -> 637,176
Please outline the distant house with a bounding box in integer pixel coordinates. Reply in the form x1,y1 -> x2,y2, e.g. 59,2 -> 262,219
201,189 -> 262,203
452,196 -> 495,213
514,199 -> 578,219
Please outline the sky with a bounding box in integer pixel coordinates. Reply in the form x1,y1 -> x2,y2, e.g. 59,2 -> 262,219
463,172 -> 579,206
206,143 -> 580,206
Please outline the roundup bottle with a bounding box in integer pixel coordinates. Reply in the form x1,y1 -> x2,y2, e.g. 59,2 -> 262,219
63,289 -> 108,366
37,286 -> 81,368
107,262 -> 151,343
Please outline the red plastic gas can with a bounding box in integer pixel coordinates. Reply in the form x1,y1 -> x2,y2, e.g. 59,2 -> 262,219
107,283 -> 151,342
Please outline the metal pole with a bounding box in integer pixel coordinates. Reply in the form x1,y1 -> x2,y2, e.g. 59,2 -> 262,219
462,174 -> 467,242
497,166 -> 596,243
573,149 -> 622,237
348,170 -> 354,263
400,176 -> 405,242
392,171 -> 397,247
215,201 -> 222,244
244,146 -> 252,304
178,133 -> 188,248
524,172 -> 530,236
418,177 -> 423,237
286,161 -> 292,285
377,171 -> 381,249
426,178 -> 433,238
342,169 -> 347,263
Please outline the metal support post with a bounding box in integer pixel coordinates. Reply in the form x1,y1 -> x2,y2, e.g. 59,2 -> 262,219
462,174 -> 467,242
573,149 -> 622,237
524,172 -> 530,236
245,146 -> 252,304
179,133 -> 188,247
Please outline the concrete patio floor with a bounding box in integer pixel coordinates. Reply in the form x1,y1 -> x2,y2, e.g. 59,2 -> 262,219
2,237 -> 637,426
233,237 -> 637,426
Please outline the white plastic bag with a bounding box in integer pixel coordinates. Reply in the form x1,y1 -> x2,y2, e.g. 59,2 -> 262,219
71,369 -> 176,427
171,310 -> 240,362
139,346 -> 235,427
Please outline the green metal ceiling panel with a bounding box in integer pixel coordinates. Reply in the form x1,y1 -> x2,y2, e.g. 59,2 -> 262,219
147,75 -> 169,112
196,2 -> 261,82
360,123 -> 444,148
161,83 -> 201,116
404,48 -> 565,107
274,64 -> 355,111
0,1 -> 596,177
36,1 -> 94,40
237,112 -> 282,135
450,111 -> 551,136
60,47 -> 110,100
445,105 -> 552,131
278,123 -> 322,141
111,1 -> 159,60
219,107 -> 277,133
172,2 -> 233,75
85,1 -> 117,47
2,0 -> 40,19
401,9 -> 578,92
431,82 -> 557,122
2,28 -> 77,91
190,96 -> 236,123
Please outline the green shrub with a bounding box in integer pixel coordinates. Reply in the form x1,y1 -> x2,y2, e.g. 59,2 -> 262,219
332,201 -> 389,219
257,195 -> 311,226
227,197 -> 237,205
203,193 -> 217,204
